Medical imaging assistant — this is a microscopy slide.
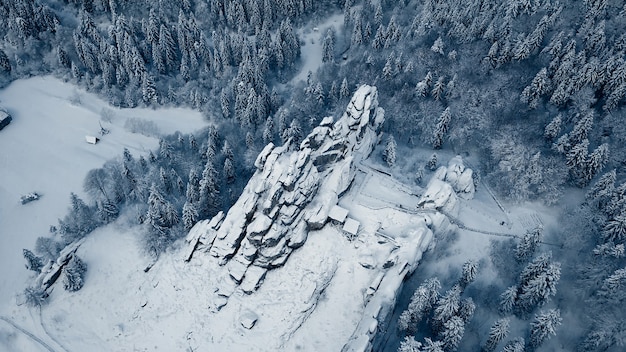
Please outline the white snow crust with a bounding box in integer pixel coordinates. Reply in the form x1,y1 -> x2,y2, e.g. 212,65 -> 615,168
0,76 -> 208,351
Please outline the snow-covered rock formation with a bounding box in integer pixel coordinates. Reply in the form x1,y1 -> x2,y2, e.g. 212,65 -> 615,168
23,86 -> 478,352
343,156 -> 475,352
185,85 -> 385,302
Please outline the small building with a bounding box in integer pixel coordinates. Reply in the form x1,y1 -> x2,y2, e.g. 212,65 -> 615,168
85,135 -> 100,144
328,205 -> 349,224
0,109 -> 12,131
343,218 -> 360,238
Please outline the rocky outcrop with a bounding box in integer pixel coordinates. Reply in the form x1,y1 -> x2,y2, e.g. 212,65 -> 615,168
185,86 -> 385,302
343,156 -> 476,352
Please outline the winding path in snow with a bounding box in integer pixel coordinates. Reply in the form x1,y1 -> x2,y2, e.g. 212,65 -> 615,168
0,315 -> 56,352
354,162 -> 562,247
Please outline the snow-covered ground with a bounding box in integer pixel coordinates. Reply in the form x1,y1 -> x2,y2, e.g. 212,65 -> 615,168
13,156 -> 434,352
0,76 -> 209,350
292,13 -> 344,83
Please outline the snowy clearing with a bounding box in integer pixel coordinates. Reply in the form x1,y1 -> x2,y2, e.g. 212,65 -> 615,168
292,13 -> 344,83
0,76 -> 209,348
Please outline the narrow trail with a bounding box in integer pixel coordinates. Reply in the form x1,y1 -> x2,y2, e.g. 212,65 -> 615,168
39,308 -> 70,352
0,315 -> 56,352
351,164 -> 561,247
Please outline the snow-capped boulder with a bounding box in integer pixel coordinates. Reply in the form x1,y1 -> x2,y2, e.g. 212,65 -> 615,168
418,179 -> 460,215
434,155 -> 475,200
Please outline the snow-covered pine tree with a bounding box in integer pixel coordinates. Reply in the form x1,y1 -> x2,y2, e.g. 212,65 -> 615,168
398,277 -> 441,333
182,201 -> 198,231
372,24 -> 385,50
529,309 -> 562,348
499,285 -> 518,315
460,260 -> 478,288
351,15 -> 363,47
517,256 -> 561,313
482,318 -> 510,352
0,49 -> 10,73
62,255 -> 87,292
340,77 -> 350,99
501,337 -> 525,352
263,116 -> 275,145
382,52 -> 395,81
431,36 -> 444,55
23,249 -> 43,273
428,153 -> 438,171
515,227 -> 543,262
431,77 -> 446,101
544,114 -> 562,141
398,336 -> 422,352
282,119 -> 302,147
599,267 -> 626,300
383,135 -> 397,167
603,213 -> 626,243
198,158 -> 221,219
322,29 -> 335,63
586,169 -> 616,207
458,298 -> 475,323
433,285 -> 461,330
584,143 -> 609,185
421,338 -> 444,352
432,107 -> 451,149
439,316 -> 465,351
222,140 -> 234,161
224,158 -> 235,184
141,73 -> 157,105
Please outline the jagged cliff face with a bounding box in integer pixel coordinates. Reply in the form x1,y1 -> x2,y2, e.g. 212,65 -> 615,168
185,85 -> 385,296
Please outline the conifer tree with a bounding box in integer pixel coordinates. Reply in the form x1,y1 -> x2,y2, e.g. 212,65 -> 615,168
383,135 -> 397,167
432,107 -> 451,149
431,77 -> 446,101
517,254 -> 561,313
603,214 -> 626,243
431,36 -> 444,55
398,336 -> 422,352
398,278 -> 441,333
322,29 -> 335,63
23,287 -> 47,307
515,227 -> 543,262
458,298 -> 475,323
62,255 -> 87,292
0,49 -> 10,73
198,158 -> 221,219
224,158 -> 235,184
340,78 -> 350,99
428,153 -> 438,171
460,260 -> 478,288
483,318 -> 510,352
500,285 -> 517,315
544,114 -> 562,141
440,316 -> 465,351
501,338 -> 525,352
23,249 -> 43,273
182,201 -> 198,231
529,309 -> 562,348
433,285 -> 461,329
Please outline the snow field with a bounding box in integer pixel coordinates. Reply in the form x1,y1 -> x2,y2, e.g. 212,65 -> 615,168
0,76 -> 209,349
293,13 -> 345,83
